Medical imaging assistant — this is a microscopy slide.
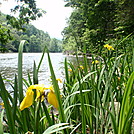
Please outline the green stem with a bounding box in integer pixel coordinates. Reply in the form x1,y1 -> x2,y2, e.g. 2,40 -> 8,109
78,73 -> 86,134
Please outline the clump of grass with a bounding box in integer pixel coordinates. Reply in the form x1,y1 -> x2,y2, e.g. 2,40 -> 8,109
0,41 -> 70,134
0,40 -> 133,134
63,44 -> 134,134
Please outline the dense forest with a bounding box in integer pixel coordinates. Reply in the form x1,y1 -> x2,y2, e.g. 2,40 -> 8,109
0,13 -> 62,53
62,0 -> 134,55
0,0 -> 134,54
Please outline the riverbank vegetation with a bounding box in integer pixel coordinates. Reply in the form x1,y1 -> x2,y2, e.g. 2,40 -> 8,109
0,0 -> 134,134
0,13 -> 62,53
0,39 -> 133,133
62,0 -> 134,55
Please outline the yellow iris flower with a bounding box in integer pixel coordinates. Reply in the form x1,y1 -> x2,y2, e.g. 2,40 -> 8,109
68,68 -> 72,72
104,44 -> 109,48
56,78 -> 62,83
107,45 -> 114,50
45,85 -> 59,109
79,65 -> 84,69
20,84 -> 59,111
0,102 -> 5,109
104,44 -> 114,50
92,60 -> 99,64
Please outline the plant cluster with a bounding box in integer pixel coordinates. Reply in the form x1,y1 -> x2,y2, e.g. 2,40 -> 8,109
62,0 -> 134,54
0,40 -> 133,134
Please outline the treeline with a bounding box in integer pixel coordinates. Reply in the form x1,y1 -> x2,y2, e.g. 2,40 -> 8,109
62,0 -> 134,55
0,13 -> 62,52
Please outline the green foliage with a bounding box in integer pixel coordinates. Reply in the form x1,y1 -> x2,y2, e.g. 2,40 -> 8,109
49,38 -> 62,52
0,0 -> 134,132
5,0 -> 45,30
116,0 -> 134,36
62,36 -> 77,54
63,45 -> 133,133
43,123 -> 71,134
0,40 -> 133,133
0,0 -> 45,52
118,72 -> 134,134
63,0 -> 134,54
0,13 -> 62,52
0,23 -> 13,52
0,25 -> 12,44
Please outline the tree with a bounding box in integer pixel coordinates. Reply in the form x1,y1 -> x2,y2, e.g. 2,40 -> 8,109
62,9 -> 86,52
0,13 -> 61,52
115,0 -> 134,36
1,0 -> 45,30
29,35 -> 41,52
0,24 -> 13,52
49,38 -> 62,52
62,36 -> 77,54
39,31 -> 51,51
63,0 -> 134,54
0,0 -> 45,51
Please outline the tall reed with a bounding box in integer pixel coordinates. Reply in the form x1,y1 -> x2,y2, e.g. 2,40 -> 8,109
0,40 -> 133,134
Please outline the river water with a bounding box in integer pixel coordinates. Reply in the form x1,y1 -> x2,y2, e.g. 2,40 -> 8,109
0,53 -> 69,90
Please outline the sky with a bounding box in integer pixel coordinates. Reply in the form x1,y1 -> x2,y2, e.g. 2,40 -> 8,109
0,0 -> 73,39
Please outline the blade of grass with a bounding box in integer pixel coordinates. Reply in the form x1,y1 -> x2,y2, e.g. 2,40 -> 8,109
0,109 -> 4,134
0,74 -> 16,134
47,52 -> 65,120
42,101 -> 53,126
37,47 -> 46,72
43,123 -> 70,134
18,40 -> 25,102
22,78 -> 30,87
70,123 -> 81,134
28,73 -> 32,85
64,58 -> 70,88
83,44 -> 88,73
34,101 -> 41,134
33,47 -> 46,85
47,52 -> 68,134
122,99 -> 134,133
33,61 -> 38,84
109,111 -> 118,134
118,71 -> 134,134
18,40 -> 28,132
12,75 -> 18,122
77,73 -> 86,134
132,48 -> 134,72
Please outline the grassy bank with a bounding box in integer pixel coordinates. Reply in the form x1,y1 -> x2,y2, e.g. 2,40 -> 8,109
0,40 -> 133,134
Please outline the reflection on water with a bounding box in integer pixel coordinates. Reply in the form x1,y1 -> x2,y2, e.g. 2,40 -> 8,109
0,53 -> 67,90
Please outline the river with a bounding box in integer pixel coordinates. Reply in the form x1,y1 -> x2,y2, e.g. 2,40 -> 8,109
0,53 -> 70,90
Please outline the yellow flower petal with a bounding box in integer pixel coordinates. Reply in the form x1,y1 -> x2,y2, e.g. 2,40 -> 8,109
35,89 -> 45,102
79,65 -> 84,69
0,102 -> 5,109
20,84 -> 46,111
104,44 -> 109,48
47,90 -> 59,109
46,85 -> 54,91
104,44 -> 114,50
68,68 -> 72,72
56,78 -> 62,83
20,90 -> 34,111
111,47 -> 114,50
95,60 -> 99,64
92,60 -> 99,64
92,61 -> 94,64
34,84 -> 45,101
